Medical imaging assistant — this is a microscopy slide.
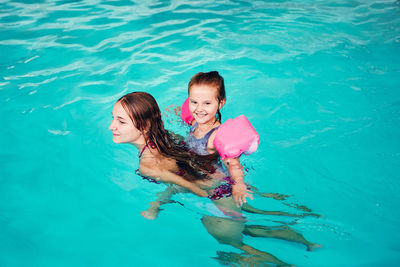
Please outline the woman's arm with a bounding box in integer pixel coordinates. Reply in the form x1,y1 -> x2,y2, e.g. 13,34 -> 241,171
141,185 -> 183,220
139,164 -> 208,197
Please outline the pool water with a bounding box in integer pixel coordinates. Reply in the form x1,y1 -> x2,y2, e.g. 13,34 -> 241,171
1,0 -> 400,266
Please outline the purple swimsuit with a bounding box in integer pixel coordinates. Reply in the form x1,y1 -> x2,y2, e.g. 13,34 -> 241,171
186,123 -> 235,200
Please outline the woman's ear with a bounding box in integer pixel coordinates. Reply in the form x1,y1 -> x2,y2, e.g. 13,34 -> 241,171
219,99 -> 226,109
142,121 -> 151,135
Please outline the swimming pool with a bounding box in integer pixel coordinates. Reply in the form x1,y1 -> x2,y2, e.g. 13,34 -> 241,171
1,0 -> 400,266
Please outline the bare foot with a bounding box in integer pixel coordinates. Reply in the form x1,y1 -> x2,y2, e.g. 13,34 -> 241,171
140,205 -> 161,220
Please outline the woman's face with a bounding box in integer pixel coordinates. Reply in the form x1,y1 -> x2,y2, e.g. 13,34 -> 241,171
189,84 -> 225,124
109,101 -> 144,144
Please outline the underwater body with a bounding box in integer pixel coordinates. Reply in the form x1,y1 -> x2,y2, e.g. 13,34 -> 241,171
1,0 -> 400,266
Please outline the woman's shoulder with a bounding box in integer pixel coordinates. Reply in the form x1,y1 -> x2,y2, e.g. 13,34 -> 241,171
138,162 -> 154,176
139,159 -> 162,176
140,155 -> 176,174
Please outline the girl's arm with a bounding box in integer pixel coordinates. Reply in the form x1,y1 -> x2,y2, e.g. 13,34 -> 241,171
139,164 -> 208,197
207,130 -> 253,207
222,157 -> 253,207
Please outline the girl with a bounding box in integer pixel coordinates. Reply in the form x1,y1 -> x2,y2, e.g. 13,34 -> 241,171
185,71 -> 252,207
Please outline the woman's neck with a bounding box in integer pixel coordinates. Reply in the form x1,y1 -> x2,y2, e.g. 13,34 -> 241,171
132,141 -> 145,151
130,133 -> 147,150
134,140 -> 159,160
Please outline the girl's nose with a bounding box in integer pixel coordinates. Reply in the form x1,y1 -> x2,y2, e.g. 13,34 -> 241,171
195,104 -> 203,111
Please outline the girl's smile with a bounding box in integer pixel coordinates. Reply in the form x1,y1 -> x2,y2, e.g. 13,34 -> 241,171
189,84 -> 225,124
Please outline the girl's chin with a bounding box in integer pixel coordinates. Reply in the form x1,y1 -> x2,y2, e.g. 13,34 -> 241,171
195,116 -> 211,123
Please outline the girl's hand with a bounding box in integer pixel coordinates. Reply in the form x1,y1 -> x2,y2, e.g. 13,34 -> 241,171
232,182 -> 253,207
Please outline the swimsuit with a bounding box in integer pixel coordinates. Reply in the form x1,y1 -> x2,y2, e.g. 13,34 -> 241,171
135,141 -> 161,184
185,124 -> 237,200
209,176 -> 236,200
186,123 -> 218,155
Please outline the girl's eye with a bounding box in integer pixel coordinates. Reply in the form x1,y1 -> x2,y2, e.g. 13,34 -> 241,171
205,102 -> 211,105
119,120 -> 125,124
191,100 -> 197,104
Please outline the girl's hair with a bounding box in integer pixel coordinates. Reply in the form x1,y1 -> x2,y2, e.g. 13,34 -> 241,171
118,92 -> 216,181
188,71 -> 226,122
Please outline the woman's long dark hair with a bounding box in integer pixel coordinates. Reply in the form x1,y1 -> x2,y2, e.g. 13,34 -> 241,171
118,92 -> 216,181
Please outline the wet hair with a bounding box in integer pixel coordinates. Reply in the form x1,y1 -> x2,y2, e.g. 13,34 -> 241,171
188,71 -> 226,122
118,92 -> 216,181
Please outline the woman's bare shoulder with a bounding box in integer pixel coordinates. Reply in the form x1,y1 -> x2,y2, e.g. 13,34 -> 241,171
139,159 -> 161,176
139,157 -> 174,175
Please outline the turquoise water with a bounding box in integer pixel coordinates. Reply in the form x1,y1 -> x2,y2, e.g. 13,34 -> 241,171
1,0 -> 400,266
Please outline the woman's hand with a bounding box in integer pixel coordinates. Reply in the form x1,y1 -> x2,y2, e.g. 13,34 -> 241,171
192,187 -> 209,198
141,201 -> 161,220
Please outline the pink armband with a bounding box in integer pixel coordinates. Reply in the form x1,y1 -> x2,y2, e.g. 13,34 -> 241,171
213,115 -> 259,160
181,98 -> 194,125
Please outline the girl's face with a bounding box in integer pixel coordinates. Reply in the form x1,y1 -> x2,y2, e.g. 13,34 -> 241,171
109,101 -> 145,144
189,84 -> 225,124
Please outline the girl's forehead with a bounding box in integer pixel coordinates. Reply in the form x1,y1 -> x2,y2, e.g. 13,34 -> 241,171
189,84 -> 218,97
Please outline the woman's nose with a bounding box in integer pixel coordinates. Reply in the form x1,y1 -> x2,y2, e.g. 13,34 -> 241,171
109,120 -> 116,130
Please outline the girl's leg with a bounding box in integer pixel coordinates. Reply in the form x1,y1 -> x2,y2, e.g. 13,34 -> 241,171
247,185 -> 291,201
242,225 -> 322,251
212,197 -> 243,218
241,203 -> 303,217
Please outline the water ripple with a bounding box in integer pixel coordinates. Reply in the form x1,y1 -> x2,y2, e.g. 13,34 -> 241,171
1,0 -> 400,266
